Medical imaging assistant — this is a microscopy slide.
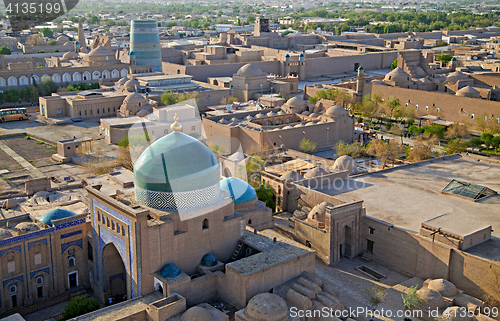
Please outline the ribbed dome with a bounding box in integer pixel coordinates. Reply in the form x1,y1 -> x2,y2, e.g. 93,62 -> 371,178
416,288 -> 445,310
201,253 -> 217,267
325,105 -> 348,117
134,132 -> 221,210
428,279 -> 457,297
333,155 -> 357,172
124,79 -> 140,92
220,177 -> 257,204
181,306 -> 213,321
237,63 -> 263,77
281,170 -> 304,182
245,293 -> 288,321
304,167 -> 328,179
159,263 -> 181,278
123,92 -> 147,106
444,71 -> 468,84
39,209 -> 77,226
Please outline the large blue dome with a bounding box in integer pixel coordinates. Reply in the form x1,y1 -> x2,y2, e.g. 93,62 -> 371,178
201,253 -> 217,267
159,263 -> 181,278
39,208 -> 77,226
220,177 -> 257,204
134,132 -> 221,210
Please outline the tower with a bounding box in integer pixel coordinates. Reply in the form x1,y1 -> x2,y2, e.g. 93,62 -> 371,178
78,20 -> 86,48
130,20 -> 162,72
298,52 -> 306,81
356,66 -> 364,95
129,51 -> 136,65
451,57 -> 457,71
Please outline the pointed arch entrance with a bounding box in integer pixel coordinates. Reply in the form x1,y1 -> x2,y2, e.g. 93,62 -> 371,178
102,243 -> 127,301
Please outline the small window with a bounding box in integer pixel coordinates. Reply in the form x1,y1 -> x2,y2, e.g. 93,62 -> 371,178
112,221 -> 115,230
117,224 -> 120,234
107,217 -> 110,227
97,109 -> 99,114
79,111 -> 81,116
415,104 -> 418,109
122,228 -> 126,236
164,129 -> 168,135
85,110 -> 87,116
405,103 -> 408,107
436,108 -> 440,112
108,108 -> 110,112
36,276 -> 43,285
369,227 -> 375,235
103,108 -> 105,114
471,113 -> 475,119
68,249 -> 75,255
425,106 -> 429,111
191,126 -> 195,131
10,285 -> 16,294
68,257 -> 76,267
98,212 -> 101,221
202,218 -> 209,230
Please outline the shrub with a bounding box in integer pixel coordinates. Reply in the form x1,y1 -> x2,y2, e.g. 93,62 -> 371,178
255,183 -> 276,210
62,295 -> 100,320
299,138 -> 317,154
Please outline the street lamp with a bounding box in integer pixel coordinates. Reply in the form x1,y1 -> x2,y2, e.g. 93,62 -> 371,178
260,84 -> 263,97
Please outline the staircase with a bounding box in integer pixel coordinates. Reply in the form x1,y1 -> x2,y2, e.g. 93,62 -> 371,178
361,251 -> 373,262
231,239 -> 244,261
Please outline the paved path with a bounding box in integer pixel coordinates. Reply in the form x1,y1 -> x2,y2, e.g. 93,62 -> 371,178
0,142 -> 45,178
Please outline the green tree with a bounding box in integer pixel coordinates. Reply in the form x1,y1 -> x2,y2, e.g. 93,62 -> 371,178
334,140 -> 364,158
491,136 -> 500,151
299,138 -> 317,153
255,182 -> 276,210
0,46 -> 11,55
365,286 -> 387,311
209,144 -> 226,156
469,137 -> 484,151
445,138 -> 468,154
47,40 -> 58,46
402,285 -> 421,309
40,27 -> 54,38
435,53 -> 453,66
386,96 -> 401,119
36,78 -> 58,96
390,58 -> 397,69
62,295 -> 100,320
246,155 -> 266,187
38,50 -> 45,53
481,132 -> 494,148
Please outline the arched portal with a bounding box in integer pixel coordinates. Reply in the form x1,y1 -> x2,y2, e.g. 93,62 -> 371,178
103,243 -> 127,301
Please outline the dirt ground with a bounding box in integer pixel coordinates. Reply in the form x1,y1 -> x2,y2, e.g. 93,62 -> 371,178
0,147 -> 21,171
2,137 -> 57,167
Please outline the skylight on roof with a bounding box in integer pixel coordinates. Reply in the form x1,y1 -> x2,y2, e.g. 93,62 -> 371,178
442,179 -> 497,202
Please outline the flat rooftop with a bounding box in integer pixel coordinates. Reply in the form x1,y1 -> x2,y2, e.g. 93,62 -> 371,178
309,154 -> 500,240
135,74 -> 193,82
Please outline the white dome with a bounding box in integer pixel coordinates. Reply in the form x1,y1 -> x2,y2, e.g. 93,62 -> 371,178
333,155 -> 357,172
325,105 -> 348,117
237,64 -> 264,77
245,293 -> 288,321
428,279 -> 457,297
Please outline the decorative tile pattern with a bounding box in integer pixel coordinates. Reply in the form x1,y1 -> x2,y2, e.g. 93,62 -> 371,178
61,230 -> 82,239
99,226 -> 128,269
27,239 -> 48,250
55,218 -> 86,231
61,239 -> 83,255
29,267 -> 50,280
135,222 -> 141,295
3,275 -> 23,288
0,245 -> 21,258
135,183 -> 220,210
92,199 -> 135,298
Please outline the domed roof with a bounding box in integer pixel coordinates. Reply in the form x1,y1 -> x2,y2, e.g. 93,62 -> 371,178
39,208 -> 77,226
57,35 -> 69,42
123,79 -> 140,92
134,132 -> 221,210
304,167 -> 329,179
456,85 -> 480,97
428,279 -> 457,297
220,177 -> 257,204
281,170 -> 304,182
33,191 -> 50,198
309,113 -> 319,118
181,306 -> 213,321
301,110 -> 310,116
308,202 -> 332,223
444,71 -> 468,84
62,51 -> 78,60
325,105 -> 348,117
88,45 -> 114,57
266,111 -> 276,117
255,113 -> 265,118
245,293 -> 288,321
117,77 -> 128,85
384,67 -> 411,82
333,155 -> 357,172
201,253 -> 217,267
123,92 -> 147,107
136,109 -> 149,117
276,110 -> 286,116
129,50 -> 136,57
63,41 -> 73,46
159,263 -> 181,278
286,97 -> 307,108
294,123 -> 305,128
416,288 -> 445,310
237,64 -> 264,77
15,222 -> 40,233
0,228 -> 13,241
442,307 -> 472,321
305,122 -> 315,126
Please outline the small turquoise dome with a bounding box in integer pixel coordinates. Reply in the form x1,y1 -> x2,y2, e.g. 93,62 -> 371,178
160,263 -> 181,278
201,253 -> 217,267
220,177 -> 257,204
129,50 -> 135,57
75,41 -> 80,45
285,54 -> 290,57
134,132 -> 221,210
39,209 -> 77,226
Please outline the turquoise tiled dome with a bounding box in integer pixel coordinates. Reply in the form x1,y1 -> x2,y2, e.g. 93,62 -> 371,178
201,253 -> 217,267
220,177 -> 257,204
39,208 -> 77,226
160,263 -> 181,278
134,132 -> 221,210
